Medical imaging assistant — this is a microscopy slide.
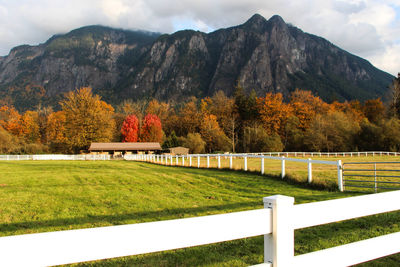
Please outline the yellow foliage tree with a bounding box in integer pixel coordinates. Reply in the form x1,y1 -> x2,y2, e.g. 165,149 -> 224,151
21,111 -> 41,143
200,114 -> 231,152
46,111 -> 67,145
60,87 -> 115,152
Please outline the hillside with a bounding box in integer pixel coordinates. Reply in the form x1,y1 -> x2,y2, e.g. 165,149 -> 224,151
0,14 -> 394,110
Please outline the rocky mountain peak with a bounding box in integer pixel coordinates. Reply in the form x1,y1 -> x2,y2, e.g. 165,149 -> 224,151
268,15 -> 286,25
245,13 -> 267,25
0,14 -> 394,111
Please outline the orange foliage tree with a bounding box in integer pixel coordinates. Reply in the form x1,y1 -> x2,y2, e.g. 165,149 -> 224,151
20,111 -> 41,143
140,114 -> 163,142
46,111 -> 67,144
289,90 -> 323,130
257,93 -> 292,135
177,97 -> 201,136
0,105 -> 23,137
121,114 -> 139,142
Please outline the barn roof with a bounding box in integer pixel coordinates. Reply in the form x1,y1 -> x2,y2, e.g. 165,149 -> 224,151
89,142 -> 161,151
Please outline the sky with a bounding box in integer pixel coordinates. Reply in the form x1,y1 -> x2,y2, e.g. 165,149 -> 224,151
0,0 -> 399,76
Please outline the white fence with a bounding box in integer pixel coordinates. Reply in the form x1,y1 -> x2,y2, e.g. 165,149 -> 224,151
0,191 -> 398,266
126,153 -> 345,191
0,154 -> 110,161
256,151 -> 399,157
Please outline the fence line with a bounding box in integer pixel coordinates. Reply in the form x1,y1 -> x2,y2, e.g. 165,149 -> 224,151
0,154 -> 110,161
256,151 -> 399,157
125,153 -> 344,191
0,191 -> 398,266
343,162 -> 400,192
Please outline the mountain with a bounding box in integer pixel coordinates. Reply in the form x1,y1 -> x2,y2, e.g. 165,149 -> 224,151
0,14 -> 394,111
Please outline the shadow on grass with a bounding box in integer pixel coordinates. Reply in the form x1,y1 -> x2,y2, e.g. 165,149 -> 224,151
0,200 -> 261,235
157,162 -> 339,192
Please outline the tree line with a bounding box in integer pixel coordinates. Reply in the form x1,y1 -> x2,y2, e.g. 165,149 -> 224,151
1,74 -> 399,154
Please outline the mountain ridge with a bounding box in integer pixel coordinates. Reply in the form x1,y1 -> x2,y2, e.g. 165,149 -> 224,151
0,14 -> 394,110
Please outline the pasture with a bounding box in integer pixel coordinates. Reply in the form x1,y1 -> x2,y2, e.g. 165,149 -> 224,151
168,154 -> 400,191
0,159 -> 399,266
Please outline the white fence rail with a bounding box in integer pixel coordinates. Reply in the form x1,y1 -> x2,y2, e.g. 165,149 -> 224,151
0,191 -> 399,266
256,151 -> 399,157
0,154 -> 110,161
125,153 -> 344,191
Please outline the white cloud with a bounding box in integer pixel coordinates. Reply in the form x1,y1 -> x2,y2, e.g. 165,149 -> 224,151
0,0 -> 398,75
371,43 -> 400,76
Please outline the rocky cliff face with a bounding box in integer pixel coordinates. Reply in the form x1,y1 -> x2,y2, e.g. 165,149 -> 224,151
0,14 -> 394,110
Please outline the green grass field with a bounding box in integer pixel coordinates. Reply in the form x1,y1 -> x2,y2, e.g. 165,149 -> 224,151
0,160 -> 399,266
170,155 -> 400,191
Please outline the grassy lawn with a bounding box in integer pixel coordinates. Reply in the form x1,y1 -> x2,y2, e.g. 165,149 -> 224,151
173,155 -> 400,191
0,160 -> 398,266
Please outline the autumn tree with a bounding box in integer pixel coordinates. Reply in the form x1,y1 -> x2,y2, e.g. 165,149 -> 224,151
140,114 -> 163,143
356,119 -> 383,151
283,116 -> 305,151
112,113 -> 127,142
234,86 -> 258,125
200,114 -> 230,152
181,133 -> 206,154
20,111 -> 41,143
208,91 -> 239,152
117,99 -> 148,129
243,124 -> 284,152
0,105 -> 23,137
257,93 -> 292,136
303,111 -> 360,152
176,97 -> 201,136
290,89 -> 330,114
60,87 -> 115,152
121,114 -> 139,142
289,89 -> 325,131
0,125 -> 20,154
363,98 -> 385,123
381,118 -> 400,151
46,111 -> 67,152
36,105 -> 53,144
330,101 -> 364,122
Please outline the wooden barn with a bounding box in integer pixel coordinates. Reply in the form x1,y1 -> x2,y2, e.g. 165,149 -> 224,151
89,142 -> 162,156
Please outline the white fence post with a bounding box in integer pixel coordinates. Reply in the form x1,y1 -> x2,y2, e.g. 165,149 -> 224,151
244,156 -> 247,171
207,156 -> 210,168
337,160 -> 343,192
218,155 -> 221,169
197,155 -> 201,168
182,156 -> 185,166
189,156 -> 192,167
176,155 -> 178,165
261,157 -> 265,175
307,158 -> 312,183
170,155 -> 173,165
229,156 -> 233,169
264,195 -> 295,266
281,156 -> 286,179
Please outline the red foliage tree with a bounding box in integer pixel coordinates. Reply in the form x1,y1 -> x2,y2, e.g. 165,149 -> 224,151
140,114 -> 163,142
121,114 -> 139,142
